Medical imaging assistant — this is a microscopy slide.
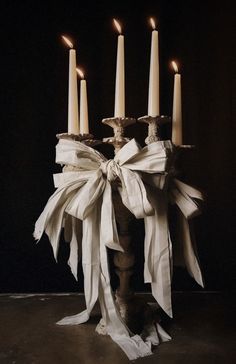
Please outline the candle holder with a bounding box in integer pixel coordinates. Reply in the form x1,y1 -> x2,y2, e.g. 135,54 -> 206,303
102,116 -> 136,154
56,132 -> 102,147
138,115 -> 171,145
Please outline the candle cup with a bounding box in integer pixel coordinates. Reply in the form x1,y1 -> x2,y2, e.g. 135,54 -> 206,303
56,132 -> 102,147
102,116 -> 136,154
138,115 -> 171,145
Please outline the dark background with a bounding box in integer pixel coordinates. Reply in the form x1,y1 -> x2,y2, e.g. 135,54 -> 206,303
0,0 -> 235,294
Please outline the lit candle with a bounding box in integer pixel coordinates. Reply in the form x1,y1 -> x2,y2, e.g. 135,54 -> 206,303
77,68 -> 89,134
62,35 -> 79,135
171,61 -> 182,145
113,19 -> 125,118
148,18 -> 160,117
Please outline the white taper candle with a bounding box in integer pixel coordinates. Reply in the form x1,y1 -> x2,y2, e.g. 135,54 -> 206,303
148,18 -> 160,117
113,19 -> 125,118
62,36 -> 79,135
77,68 -> 89,134
172,61 -> 182,145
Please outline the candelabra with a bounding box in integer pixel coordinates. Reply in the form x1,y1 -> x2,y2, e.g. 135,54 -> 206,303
32,18 -> 205,361
33,106 -> 204,362
101,114 -> 180,334
53,112 -> 198,340
55,114 -> 195,336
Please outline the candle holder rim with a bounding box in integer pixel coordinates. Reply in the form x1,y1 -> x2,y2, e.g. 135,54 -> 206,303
56,132 -> 94,141
102,117 -> 136,128
138,115 -> 171,125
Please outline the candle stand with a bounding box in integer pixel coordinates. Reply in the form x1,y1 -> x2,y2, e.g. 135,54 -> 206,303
102,117 -> 136,153
97,115 -> 171,334
101,116 -> 153,334
138,115 -> 171,145
32,20 -> 205,361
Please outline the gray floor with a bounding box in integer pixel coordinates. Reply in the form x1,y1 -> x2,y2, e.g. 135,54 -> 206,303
0,292 -> 235,364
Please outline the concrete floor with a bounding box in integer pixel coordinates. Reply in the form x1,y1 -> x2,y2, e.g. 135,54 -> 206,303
0,292 -> 235,364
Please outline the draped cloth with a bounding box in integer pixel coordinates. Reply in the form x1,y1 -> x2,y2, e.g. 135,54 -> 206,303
34,138 -> 203,360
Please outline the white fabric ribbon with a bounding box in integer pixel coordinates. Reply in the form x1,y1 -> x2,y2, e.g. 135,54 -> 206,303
33,137 -> 203,359
169,178 -> 204,287
34,138 -> 172,360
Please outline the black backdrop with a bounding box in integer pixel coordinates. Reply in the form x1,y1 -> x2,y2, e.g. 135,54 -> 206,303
0,0 -> 235,294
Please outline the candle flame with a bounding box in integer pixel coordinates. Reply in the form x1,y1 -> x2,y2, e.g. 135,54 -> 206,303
113,18 -> 122,34
171,61 -> 179,73
76,68 -> 84,78
62,35 -> 73,49
150,18 -> 156,30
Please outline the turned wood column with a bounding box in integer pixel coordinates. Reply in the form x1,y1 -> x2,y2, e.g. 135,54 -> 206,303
112,188 -> 153,334
112,189 -> 134,299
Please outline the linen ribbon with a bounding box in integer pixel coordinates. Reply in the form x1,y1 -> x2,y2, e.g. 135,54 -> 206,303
34,138 -> 203,359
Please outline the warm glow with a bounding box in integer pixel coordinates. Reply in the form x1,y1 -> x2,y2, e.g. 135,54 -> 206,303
113,18 -> 122,34
150,18 -> 156,30
62,35 -> 73,49
76,68 -> 84,79
172,61 -> 179,73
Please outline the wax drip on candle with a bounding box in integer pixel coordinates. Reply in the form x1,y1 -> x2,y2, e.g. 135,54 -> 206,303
62,35 -> 79,135
171,60 -> 182,145
77,67 -> 89,134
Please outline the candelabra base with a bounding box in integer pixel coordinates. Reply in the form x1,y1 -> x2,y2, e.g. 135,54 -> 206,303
96,294 -> 161,336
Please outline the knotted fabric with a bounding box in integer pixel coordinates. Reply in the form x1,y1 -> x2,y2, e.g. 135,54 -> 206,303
33,138 -> 203,359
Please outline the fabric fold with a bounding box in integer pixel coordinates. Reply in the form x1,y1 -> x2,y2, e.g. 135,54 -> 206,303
144,187 -> 173,317
34,137 -> 203,360
169,178 -> 204,287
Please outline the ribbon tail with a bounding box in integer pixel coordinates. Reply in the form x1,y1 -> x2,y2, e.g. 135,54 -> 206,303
64,215 -> 82,281
57,204 -> 101,326
101,181 -> 123,252
144,188 -> 173,318
98,231 -> 153,360
178,212 -> 204,287
34,186 -> 78,261
118,169 -> 154,219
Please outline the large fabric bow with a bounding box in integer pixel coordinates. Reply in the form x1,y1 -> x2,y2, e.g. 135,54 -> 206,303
34,138 -> 173,360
